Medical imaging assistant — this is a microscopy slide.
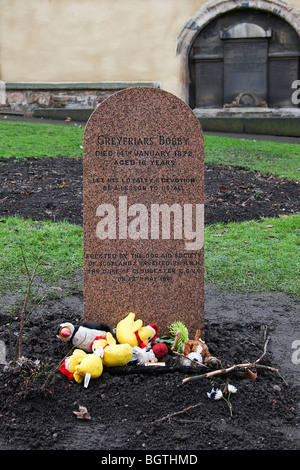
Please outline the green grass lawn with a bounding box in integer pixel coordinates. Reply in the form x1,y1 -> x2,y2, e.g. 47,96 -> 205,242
0,120 -> 84,159
0,217 -> 83,296
0,120 -> 299,180
0,214 -> 299,298
205,213 -> 299,297
204,135 -> 300,181
0,120 -> 299,298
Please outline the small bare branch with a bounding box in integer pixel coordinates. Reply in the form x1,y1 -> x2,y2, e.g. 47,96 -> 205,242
181,330 -> 287,386
152,402 -> 202,424
172,350 -> 209,368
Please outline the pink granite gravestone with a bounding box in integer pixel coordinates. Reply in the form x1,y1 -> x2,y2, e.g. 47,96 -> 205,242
83,87 -> 204,337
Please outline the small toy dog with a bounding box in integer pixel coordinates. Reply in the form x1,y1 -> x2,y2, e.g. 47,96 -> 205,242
181,330 -> 222,369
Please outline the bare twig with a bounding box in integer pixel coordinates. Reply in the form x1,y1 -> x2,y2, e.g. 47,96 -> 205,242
17,258 -> 42,359
16,246 -> 50,360
256,333 -> 270,363
182,332 -> 287,386
182,362 -> 280,384
19,244 -> 30,278
172,350 -> 209,368
152,402 -> 202,424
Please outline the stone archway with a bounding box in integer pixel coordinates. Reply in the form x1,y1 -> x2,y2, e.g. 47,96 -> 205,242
176,0 -> 300,109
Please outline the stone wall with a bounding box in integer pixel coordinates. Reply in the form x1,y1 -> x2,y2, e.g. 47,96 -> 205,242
0,82 -> 161,118
1,0 -> 299,102
0,0 -> 201,97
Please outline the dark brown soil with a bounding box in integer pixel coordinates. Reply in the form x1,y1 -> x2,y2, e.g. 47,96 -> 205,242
0,157 -> 299,225
0,156 -> 299,452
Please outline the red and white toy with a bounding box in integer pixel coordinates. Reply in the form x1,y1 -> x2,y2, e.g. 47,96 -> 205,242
56,321 -> 110,352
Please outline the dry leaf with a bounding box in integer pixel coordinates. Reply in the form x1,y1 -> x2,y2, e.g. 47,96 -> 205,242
73,406 -> 91,420
219,185 -> 226,192
60,181 -> 66,188
244,368 -> 257,381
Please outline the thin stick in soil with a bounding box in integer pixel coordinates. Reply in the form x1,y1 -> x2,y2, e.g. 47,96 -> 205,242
152,402 -> 202,424
181,332 -> 288,386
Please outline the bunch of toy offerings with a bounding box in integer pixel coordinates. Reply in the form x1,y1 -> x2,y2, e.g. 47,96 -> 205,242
56,314 -> 221,388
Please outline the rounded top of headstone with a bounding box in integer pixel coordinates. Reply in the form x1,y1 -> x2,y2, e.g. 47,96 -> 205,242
85,86 -> 202,136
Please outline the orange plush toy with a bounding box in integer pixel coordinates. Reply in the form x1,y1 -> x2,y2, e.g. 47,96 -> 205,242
181,330 -> 222,369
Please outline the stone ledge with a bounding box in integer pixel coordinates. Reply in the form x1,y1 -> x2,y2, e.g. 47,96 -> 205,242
5,81 -> 161,91
194,107 -> 300,118
198,116 -> 300,137
33,107 -> 94,121
2,81 -> 162,117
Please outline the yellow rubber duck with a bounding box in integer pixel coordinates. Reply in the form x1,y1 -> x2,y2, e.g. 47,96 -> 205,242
116,312 -> 158,348
73,347 -> 103,387
92,332 -> 133,367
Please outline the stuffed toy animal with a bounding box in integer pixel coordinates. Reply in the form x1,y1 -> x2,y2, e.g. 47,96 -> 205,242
73,346 -> 104,388
59,360 -> 74,381
131,346 -> 158,365
60,345 -> 104,387
59,349 -> 87,381
91,332 -> 133,367
181,330 -> 222,369
116,312 -> 158,348
56,321 -> 110,352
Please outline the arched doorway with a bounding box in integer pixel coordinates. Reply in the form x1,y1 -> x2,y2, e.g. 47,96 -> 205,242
177,0 -> 300,110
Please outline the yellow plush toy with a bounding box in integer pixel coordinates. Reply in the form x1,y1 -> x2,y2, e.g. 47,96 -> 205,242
116,312 -> 158,348
73,346 -> 104,387
59,349 -> 87,381
92,332 -> 133,367
65,349 -> 87,375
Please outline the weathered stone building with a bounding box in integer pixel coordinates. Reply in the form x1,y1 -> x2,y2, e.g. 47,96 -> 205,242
0,0 -> 299,134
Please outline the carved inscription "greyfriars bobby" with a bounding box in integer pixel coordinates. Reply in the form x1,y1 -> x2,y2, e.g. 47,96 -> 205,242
83,87 -> 204,335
